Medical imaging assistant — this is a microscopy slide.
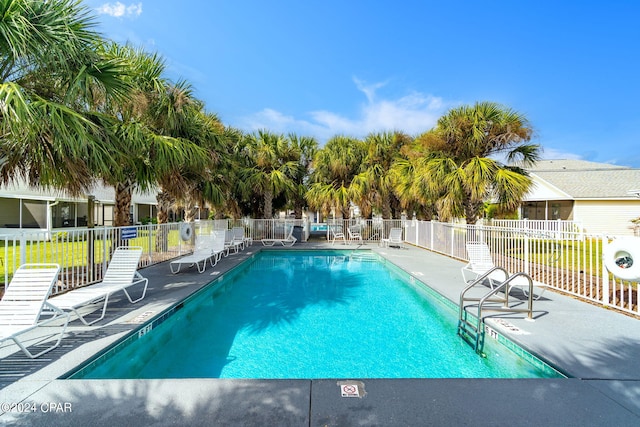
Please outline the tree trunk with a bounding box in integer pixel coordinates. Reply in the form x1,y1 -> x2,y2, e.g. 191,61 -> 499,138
114,182 -> 133,227
381,193 -> 392,219
464,194 -> 483,225
340,203 -> 351,219
263,190 -> 273,219
294,200 -> 304,219
390,194 -> 403,219
184,203 -> 199,222
156,190 -> 171,224
155,190 -> 172,253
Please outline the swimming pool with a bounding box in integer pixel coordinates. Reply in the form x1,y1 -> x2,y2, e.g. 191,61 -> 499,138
71,250 -> 562,379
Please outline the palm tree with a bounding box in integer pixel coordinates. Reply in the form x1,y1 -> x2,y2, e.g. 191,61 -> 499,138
286,133 -> 318,219
352,131 -> 410,219
96,43 -> 208,227
0,0 -> 129,193
207,126 -> 246,219
148,81 -> 224,224
306,136 -> 365,219
389,157 -> 438,221
240,130 -> 299,218
416,102 -> 540,223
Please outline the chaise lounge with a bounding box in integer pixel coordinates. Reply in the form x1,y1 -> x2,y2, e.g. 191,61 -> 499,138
170,233 -> 225,273
0,263 -> 69,358
261,225 -> 297,246
380,227 -> 404,248
48,246 -> 148,325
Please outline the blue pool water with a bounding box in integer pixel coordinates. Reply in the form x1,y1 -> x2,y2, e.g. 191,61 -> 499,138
75,251 -> 561,379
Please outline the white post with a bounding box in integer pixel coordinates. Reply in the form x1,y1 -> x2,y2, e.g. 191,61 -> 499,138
524,231 -> 530,275
20,231 -> 26,265
602,237 -> 610,306
430,221 -> 434,250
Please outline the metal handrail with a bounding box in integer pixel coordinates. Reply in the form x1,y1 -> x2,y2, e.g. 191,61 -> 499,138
458,266 -> 509,322
458,268 -> 535,352
477,272 -> 535,325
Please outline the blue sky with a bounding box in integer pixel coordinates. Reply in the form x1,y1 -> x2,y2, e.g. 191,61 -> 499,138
85,1 -> 640,167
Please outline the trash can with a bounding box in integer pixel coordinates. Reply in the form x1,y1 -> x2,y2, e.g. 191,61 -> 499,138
292,225 -> 303,243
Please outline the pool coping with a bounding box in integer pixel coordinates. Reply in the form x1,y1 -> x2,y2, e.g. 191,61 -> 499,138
1,241 -> 640,425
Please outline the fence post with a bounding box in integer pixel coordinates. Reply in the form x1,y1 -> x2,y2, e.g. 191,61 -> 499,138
2,237 -> 8,286
430,221 -> 434,250
524,231 -> 530,275
19,231 -> 27,266
602,236 -> 610,306
450,224 -> 455,257
102,225 -> 108,274
148,224 -> 153,263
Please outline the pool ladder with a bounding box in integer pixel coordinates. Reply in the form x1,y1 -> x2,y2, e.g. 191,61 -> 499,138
457,267 -> 535,353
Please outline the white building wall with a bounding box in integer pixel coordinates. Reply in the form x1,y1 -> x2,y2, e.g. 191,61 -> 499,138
573,200 -> 640,236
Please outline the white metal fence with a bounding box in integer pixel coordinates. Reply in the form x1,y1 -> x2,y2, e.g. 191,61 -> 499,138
323,218 -> 404,243
405,220 -> 639,317
0,218 -> 314,295
2,218 -> 637,317
491,219 -> 584,239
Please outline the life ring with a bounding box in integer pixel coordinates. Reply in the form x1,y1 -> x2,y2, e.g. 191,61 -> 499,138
603,237 -> 640,281
179,223 -> 193,241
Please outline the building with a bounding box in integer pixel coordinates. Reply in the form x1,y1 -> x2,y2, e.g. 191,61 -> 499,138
0,179 -> 158,235
522,159 -> 640,236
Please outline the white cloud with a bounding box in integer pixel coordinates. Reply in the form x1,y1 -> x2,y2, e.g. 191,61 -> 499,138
353,76 -> 387,104
538,147 -> 583,161
239,79 -> 450,142
96,2 -> 143,18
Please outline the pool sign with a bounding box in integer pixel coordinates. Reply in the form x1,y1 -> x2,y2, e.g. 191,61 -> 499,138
121,227 -> 137,240
341,384 -> 359,397
338,381 -> 365,398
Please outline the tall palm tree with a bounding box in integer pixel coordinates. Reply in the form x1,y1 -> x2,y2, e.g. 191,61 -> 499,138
352,131 -> 410,219
0,0 -> 128,193
306,136 -> 365,219
240,130 -> 299,218
97,43 -> 207,227
417,102 -> 540,223
287,133 -> 318,219
148,81 -> 224,223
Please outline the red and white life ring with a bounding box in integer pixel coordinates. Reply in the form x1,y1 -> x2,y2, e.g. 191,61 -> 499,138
603,237 -> 640,282
179,222 -> 193,241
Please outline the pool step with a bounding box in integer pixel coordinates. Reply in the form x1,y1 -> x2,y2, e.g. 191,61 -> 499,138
349,251 -> 378,261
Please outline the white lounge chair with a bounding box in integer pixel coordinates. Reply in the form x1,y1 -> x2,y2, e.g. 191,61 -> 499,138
261,225 -> 297,246
232,226 -> 252,247
510,275 -> 549,300
170,233 -> 225,273
224,229 -> 243,255
348,225 -> 363,244
0,263 -> 69,358
48,246 -> 148,325
380,227 -> 403,248
329,225 -> 346,245
461,241 -> 509,288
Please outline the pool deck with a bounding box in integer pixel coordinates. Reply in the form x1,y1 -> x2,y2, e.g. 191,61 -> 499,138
1,240 -> 640,426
